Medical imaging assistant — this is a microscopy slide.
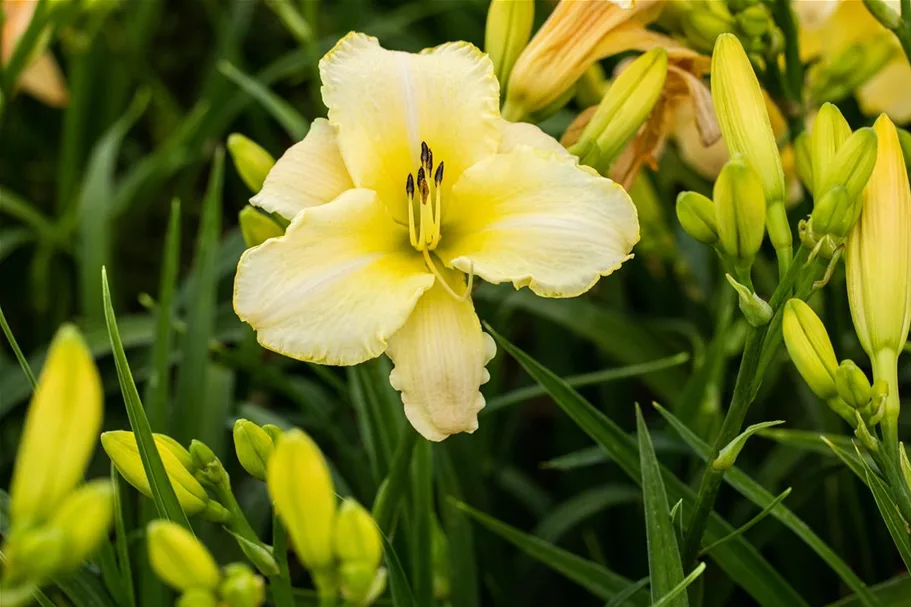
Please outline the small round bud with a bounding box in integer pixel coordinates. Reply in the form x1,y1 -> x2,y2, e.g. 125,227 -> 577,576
219,563 -> 266,607
233,419 -> 275,482
834,360 -> 873,409
676,191 -> 719,245
227,134 -> 275,194
147,520 -> 220,591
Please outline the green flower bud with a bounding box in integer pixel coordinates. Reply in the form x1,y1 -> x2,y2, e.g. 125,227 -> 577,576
335,499 -> 382,570
147,520 -> 220,591
233,419 -> 275,482
102,431 -> 227,521
49,480 -> 115,571
714,158 -> 766,271
726,274 -> 772,327
676,191 -> 719,245
262,424 -> 283,443
569,48 -> 668,172
267,429 -> 336,571
819,127 -> 879,206
153,433 -> 196,472
782,299 -> 838,400
834,360 -> 873,409
682,10 -> 734,53
177,589 -> 218,607
810,103 -> 851,197
3,526 -> 66,584
736,4 -> 771,38
239,206 -> 284,249
190,440 -> 229,489
227,134 -> 275,194
10,325 -> 102,530
219,563 -> 266,607
712,34 -> 790,253
484,0 -> 534,92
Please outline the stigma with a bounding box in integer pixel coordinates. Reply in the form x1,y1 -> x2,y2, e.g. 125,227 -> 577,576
406,141 -> 444,251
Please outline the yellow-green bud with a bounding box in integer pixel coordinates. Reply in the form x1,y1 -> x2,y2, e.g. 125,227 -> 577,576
782,299 -> 838,400
484,0 -> 534,92
153,433 -> 196,472
262,424 -> 283,443
239,206 -> 284,249
190,440 -> 229,489
219,563 -> 266,607
177,589 -> 218,607
335,499 -> 383,569
569,48 -> 668,172
267,429 -> 336,571
227,134 -> 275,194
711,34 -> 790,253
726,274 -> 772,327
147,520 -> 221,591
9,325 -> 102,529
810,103 -> 851,197
834,360 -> 872,409
49,480 -> 115,571
233,419 -> 275,482
4,527 -> 66,583
819,127 -> 879,207
682,10 -> 734,53
804,186 -> 861,258
794,132 -> 813,196
714,158 -> 766,271
676,191 -> 719,245
102,431 -> 228,521
736,4 -> 771,37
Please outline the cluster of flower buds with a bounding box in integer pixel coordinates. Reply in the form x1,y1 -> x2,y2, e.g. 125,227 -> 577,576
807,35 -> 896,106
147,521 -> 265,607
268,428 -> 387,606
797,103 -> 878,259
1,327 -> 113,603
782,299 -> 888,436
679,0 -> 783,66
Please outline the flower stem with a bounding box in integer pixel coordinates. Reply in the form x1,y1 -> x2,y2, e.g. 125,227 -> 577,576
270,514 -> 296,607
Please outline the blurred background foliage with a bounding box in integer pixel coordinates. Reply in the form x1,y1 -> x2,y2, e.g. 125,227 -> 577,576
1,0 -> 910,606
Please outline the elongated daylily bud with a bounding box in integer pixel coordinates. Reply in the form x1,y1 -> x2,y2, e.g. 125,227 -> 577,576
818,127 -> 879,205
782,299 -> 839,400
239,206 -> 284,248
233,419 -> 275,482
227,134 -> 275,194
846,115 -> 911,430
714,158 -> 766,273
102,431 -> 229,521
335,499 -> 383,604
810,103 -> 851,197
267,429 -> 336,571
711,34 -> 790,254
219,563 -> 266,607
148,521 -> 221,591
682,7 -> 734,53
569,48 -> 668,172
676,191 -> 719,245
834,360 -> 873,409
153,433 -> 197,471
484,0 -> 534,91
48,480 -> 115,571
10,325 -> 102,529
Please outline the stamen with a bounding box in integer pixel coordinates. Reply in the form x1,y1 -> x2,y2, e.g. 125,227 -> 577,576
425,147 -> 433,173
431,161 -> 444,248
420,142 -> 429,171
434,161 -> 444,186
406,173 -> 416,248
421,249 -> 474,302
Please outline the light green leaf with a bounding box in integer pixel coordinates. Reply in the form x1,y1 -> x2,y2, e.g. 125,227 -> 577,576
218,60 -> 309,139
411,439 -> 434,606
653,563 -> 707,607
372,429 -> 419,533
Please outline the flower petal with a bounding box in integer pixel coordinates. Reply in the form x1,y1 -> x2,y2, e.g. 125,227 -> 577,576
438,147 -> 639,298
251,118 -> 354,219
498,120 -> 570,156
386,270 -> 496,442
857,58 -> 911,123
234,188 -> 434,365
320,33 -> 500,223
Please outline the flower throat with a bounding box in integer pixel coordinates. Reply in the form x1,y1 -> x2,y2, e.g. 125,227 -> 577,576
406,141 -> 444,252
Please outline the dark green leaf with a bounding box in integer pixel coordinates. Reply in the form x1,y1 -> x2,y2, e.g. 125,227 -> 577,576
217,60 -> 309,139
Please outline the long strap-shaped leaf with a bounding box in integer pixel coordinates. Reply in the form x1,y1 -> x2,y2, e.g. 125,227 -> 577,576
655,403 -> 880,606
486,324 -> 807,607
102,267 -> 192,530
636,405 -> 687,606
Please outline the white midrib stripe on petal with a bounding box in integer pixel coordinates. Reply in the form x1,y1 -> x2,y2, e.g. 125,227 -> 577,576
395,53 -> 420,167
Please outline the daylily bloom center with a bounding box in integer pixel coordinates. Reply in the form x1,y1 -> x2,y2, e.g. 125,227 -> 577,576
406,141 -> 445,253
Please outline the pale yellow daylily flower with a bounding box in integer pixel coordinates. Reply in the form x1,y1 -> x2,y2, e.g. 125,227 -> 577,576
1,0 -> 69,107
233,33 -> 640,442
503,0 -> 665,120
798,0 -> 911,122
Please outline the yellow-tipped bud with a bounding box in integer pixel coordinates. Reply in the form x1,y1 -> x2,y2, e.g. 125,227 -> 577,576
102,431 -> 228,521
148,520 -> 221,591
233,419 -> 275,482
49,480 -> 115,571
569,48 -> 668,172
219,563 -> 266,607
714,158 -> 766,271
267,429 -> 336,571
484,0 -> 534,92
239,206 -> 284,249
782,299 -> 839,400
810,103 -> 851,197
227,134 -> 275,194
834,360 -> 873,409
676,191 -> 719,245
846,115 -> 911,360
9,324 -> 102,530
711,34 -> 790,253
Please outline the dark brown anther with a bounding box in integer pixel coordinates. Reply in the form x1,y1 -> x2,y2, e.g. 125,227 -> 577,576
425,147 -> 433,173
420,142 -> 429,170
417,167 -> 426,188
419,177 -> 430,204
434,161 -> 444,186
406,173 -> 415,199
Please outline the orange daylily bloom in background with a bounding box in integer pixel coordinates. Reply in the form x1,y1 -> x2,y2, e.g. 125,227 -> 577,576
2,0 -> 69,107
